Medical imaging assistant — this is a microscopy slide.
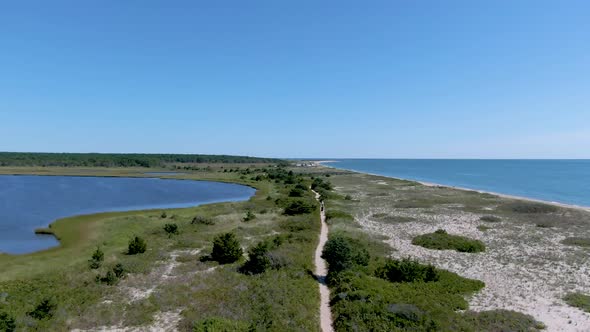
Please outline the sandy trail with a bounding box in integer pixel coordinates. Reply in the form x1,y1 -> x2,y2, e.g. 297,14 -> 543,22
313,190 -> 335,332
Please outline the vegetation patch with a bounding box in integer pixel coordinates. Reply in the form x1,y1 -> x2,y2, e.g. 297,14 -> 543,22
477,225 -> 491,232
192,317 -> 249,331
463,310 -> 545,331
371,213 -> 416,224
127,236 -> 147,255
283,200 -> 316,215
375,258 -> 439,283
564,292 -> 590,313
412,229 -> 485,253
191,215 -> 215,225
561,237 -> 590,248
503,202 -> 558,214
480,215 -> 501,222
33,228 -> 54,235
211,232 -> 243,264
325,210 -> 354,221
322,235 -> 370,278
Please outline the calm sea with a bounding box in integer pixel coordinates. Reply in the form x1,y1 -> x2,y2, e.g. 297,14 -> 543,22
324,159 -> 590,208
0,176 -> 255,254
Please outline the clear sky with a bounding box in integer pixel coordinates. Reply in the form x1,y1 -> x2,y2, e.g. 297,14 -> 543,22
1,1 -> 589,158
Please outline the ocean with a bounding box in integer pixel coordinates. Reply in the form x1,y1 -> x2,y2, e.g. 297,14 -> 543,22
323,159 -> 590,208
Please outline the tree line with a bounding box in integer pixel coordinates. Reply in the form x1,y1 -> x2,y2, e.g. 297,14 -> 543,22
0,152 -> 286,168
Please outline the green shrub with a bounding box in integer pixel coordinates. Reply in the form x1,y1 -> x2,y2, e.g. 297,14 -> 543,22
480,215 -> 501,222
322,236 -> 370,274
27,298 -> 56,320
463,310 -> 546,331
375,258 -> 439,283
561,237 -> 590,248
240,241 -> 275,275
503,202 -> 558,213
192,317 -> 249,332
242,210 -> 256,222
412,230 -> 485,253
283,200 -> 316,215
372,213 -> 415,223
160,211 -> 167,218
128,236 -> 147,255
211,232 -> 243,264
192,215 -> 214,225
113,263 -> 125,278
288,188 -> 306,197
164,223 -> 179,236
325,210 -> 354,221
88,246 -> 104,269
564,292 -> 590,313
96,270 -> 118,285
0,311 -> 16,332
311,178 -> 332,191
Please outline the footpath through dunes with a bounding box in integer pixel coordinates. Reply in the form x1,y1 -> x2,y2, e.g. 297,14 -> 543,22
313,190 -> 335,332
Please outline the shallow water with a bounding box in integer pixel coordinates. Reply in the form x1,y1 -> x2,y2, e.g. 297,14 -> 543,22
325,159 -> 590,207
0,175 -> 255,254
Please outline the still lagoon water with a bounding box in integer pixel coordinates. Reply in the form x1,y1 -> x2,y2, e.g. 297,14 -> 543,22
0,175 -> 255,254
324,159 -> 590,208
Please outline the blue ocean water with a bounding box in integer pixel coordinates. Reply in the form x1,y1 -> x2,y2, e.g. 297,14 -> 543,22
0,176 -> 255,254
324,159 -> 590,207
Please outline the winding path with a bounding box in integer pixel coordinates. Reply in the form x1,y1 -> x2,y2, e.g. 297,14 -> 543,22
313,190 -> 335,332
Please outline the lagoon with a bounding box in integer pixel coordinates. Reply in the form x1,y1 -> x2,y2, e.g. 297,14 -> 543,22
0,175 -> 255,254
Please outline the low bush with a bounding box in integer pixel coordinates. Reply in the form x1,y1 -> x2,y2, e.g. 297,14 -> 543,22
322,235 -> 370,275
480,215 -> 501,222
375,258 -> 439,283
128,236 -> 147,255
412,230 -> 485,253
241,242 -> 272,275
311,178 -> 332,191
561,237 -> 590,248
463,310 -> 545,331
164,223 -> 179,237
372,213 -> 416,223
503,202 -> 558,213
192,317 -> 249,332
329,268 -> 485,331
88,246 -> 104,269
288,187 -> 306,197
113,263 -> 125,278
160,211 -> 167,218
325,210 -> 354,221
243,210 -> 256,222
96,270 -> 118,286
283,200 -> 316,215
192,215 -> 214,225
564,292 -> 590,313
211,232 -> 243,264
0,311 -> 15,331
27,298 -> 56,320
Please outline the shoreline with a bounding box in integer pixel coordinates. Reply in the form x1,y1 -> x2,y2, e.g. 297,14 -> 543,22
318,161 -> 590,212
0,173 -> 257,256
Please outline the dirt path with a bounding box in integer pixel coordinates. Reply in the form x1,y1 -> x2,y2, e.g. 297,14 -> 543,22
313,190 -> 335,332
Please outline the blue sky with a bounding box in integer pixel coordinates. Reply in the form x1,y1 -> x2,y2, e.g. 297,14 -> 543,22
1,1 -> 589,158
